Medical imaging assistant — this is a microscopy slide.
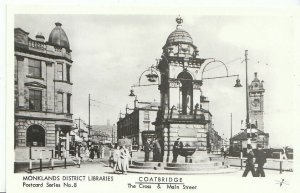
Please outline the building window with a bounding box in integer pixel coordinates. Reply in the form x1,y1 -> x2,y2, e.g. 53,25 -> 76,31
144,121 -> 150,130
29,89 -> 42,111
26,125 -> 45,146
28,58 -> 41,77
67,94 -> 71,114
144,111 -> 149,120
57,93 -> 63,113
57,63 -> 63,80
66,65 -> 71,82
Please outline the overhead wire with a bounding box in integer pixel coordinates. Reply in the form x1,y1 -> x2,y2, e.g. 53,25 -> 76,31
203,57 -> 242,72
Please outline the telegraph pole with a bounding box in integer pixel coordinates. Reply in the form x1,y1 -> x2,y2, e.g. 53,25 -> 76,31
78,117 -> 81,137
245,50 -> 252,146
74,117 -> 81,137
88,94 -> 91,149
245,50 -> 249,127
88,94 -> 91,137
111,125 -> 113,144
230,113 -> 232,139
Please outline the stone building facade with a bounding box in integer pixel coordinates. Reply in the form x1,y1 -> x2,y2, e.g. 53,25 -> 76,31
14,22 -> 73,161
117,99 -> 159,149
207,126 -> 223,153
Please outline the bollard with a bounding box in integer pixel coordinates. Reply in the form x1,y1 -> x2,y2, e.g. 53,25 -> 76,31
29,146 -> 32,160
51,149 -> 54,159
279,161 -> 282,173
78,159 -> 81,168
64,158 -> 67,169
39,159 -> 42,172
51,158 -> 54,170
240,152 -> 243,170
240,159 -> 243,170
29,159 -> 32,173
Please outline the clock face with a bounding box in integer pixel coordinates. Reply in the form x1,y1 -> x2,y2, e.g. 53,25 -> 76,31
251,98 -> 261,111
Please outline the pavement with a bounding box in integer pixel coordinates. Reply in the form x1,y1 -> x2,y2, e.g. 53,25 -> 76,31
20,158 -> 293,178
223,156 -> 293,171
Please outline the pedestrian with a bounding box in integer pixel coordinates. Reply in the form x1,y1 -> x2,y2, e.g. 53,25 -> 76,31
281,146 -> 288,160
223,146 -> 227,159
153,138 -> 161,162
120,146 -> 131,175
70,145 -> 75,156
99,145 -> 103,159
144,139 -> 152,162
80,146 -> 86,161
100,145 -> 105,159
255,144 -> 267,177
95,146 -> 100,159
85,146 -> 90,161
89,145 -> 95,161
172,138 -> 183,163
242,145 -> 256,177
61,145 -> 66,159
220,147 -> 224,157
77,144 -> 82,160
113,146 -> 121,173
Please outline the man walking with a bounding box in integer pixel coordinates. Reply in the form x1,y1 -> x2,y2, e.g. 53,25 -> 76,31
281,146 -> 288,160
255,144 -> 267,177
144,139 -> 152,162
172,138 -> 183,163
153,138 -> 161,162
242,145 -> 256,177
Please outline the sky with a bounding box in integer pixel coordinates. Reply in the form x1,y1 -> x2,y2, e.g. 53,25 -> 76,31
14,14 -> 298,147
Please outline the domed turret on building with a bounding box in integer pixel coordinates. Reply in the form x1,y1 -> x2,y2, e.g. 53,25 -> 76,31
48,22 -> 70,50
166,17 -> 193,45
163,16 -> 198,58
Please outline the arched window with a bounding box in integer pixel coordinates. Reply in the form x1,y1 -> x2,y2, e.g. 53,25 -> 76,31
26,124 -> 45,146
177,71 -> 193,115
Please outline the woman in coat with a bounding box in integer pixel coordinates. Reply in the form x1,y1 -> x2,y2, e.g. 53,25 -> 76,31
120,146 -> 131,174
113,146 -> 121,173
89,145 -> 95,161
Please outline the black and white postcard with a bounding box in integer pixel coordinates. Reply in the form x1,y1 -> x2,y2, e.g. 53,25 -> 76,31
5,5 -> 300,193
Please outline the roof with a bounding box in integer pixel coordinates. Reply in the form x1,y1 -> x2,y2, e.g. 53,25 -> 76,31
14,28 -> 29,35
166,28 -> 193,45
165,16 -> 193,46
92,124 -> 117,134
140,101 -> 160,109
48,22 -> 70,50
231,129 -> 269,141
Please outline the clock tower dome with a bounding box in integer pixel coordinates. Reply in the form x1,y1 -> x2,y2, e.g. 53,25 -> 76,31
248,72 -> 265,131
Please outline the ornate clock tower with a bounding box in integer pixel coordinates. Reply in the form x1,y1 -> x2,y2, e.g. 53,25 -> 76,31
155,16 -> 210,163
248,72 -> 265,131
